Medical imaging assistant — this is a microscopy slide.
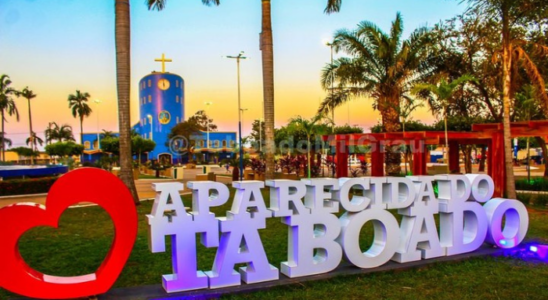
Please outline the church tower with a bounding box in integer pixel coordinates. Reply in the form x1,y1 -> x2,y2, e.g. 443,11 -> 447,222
137,54 -> 184,163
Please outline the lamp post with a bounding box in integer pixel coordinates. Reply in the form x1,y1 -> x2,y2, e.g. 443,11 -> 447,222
225,51 -> 247,181
94,99 -> 101,150
204,101 -> 213,162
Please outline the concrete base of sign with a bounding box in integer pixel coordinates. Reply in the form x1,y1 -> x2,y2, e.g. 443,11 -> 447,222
16,244 -> 501,300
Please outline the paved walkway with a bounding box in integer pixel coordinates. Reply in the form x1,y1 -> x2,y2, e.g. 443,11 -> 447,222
0,166 -> 233,209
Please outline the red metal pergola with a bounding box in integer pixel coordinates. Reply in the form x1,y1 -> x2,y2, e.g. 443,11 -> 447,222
322,121 -> 548,197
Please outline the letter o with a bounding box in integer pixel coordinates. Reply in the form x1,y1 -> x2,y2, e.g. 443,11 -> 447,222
466,174 -> 494,203
484,198 -> 529,249
340,209 -> 399,268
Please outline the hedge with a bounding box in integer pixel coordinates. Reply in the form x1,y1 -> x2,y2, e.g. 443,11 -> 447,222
0,177 -> 58,197
515,177 -> 548,191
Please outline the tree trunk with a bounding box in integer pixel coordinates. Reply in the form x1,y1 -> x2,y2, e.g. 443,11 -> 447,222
382,97 -> 401,175
479,145 -> 486,172
261,0 -> 275,180
501,9 -> 516,199
28,98 -> 34,165
462,146 -> 472,174
535,137 -> 548,178
1,109 -> 4,162
115,0 -> 140,205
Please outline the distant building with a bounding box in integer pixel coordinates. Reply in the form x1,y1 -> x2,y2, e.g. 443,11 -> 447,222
82,54 -> 236,164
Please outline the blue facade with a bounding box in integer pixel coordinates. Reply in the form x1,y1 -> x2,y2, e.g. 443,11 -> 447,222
136,72 -> 185,162
81,70 -> 236,165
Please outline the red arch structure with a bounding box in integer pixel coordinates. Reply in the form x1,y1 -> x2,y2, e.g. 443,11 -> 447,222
323,121 -> 548,197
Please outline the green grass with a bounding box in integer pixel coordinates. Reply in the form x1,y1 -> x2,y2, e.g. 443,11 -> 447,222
1,190 -> 548,299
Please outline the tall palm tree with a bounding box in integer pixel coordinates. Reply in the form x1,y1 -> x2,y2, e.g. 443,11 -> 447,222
0,132 -> 12,158
0,75 -> 19,162
412,75 -> 476,173
467,0 -> 548,198
288,114 -> 328,179
260,0 -> 343,180
68,90 -> 92,145
320,13 -> 431,174
46,122 -> 75,143
116,0 -> 140,204
26,132 -> 44,149
20,87 -> 37,164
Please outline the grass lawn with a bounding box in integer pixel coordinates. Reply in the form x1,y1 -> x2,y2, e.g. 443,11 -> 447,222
2,188 -> 548,299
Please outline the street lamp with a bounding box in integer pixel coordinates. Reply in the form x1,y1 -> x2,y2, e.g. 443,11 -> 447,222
225,51 -> 247,181
204,101 -> 213,162
94,99 -> 101,150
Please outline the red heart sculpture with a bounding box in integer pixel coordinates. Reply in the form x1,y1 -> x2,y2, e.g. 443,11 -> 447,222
0,168 -> 138,299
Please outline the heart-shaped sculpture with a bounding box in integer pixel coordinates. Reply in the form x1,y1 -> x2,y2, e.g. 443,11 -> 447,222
0,168 -> 138,299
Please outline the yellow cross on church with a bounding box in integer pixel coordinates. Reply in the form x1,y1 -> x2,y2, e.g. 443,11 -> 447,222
154,53 -> 172,73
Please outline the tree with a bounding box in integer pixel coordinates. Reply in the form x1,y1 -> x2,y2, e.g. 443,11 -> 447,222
20,87 -> 37,164
412,75 -> 476,173
8,147 -> 39,161
100,130 -> 117,139
45,122 -> 75,143
68,90 -> 92,145
45,142 -> 84,158
167,119 -> 203,158
261,0 -> 343,180
132,136 -> 156,167
0,75 -> 19,162
320,13 -> 432,174
288,114 -> 329,178
248,119 -> 265,152
188,110 -> 217,131
0,133 -> 12,157
116,0 -> 139,204
466,0 -> 548,198
26,132 -> 44,150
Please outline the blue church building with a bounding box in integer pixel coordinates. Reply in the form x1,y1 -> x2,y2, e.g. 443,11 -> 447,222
82,54 -> 236,165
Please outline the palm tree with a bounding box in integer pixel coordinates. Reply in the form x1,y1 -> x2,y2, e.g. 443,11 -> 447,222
26,132 -> 44,149
0,132 -> 12,158
116,0 -> 140,204
0,75 -> 19,162
20,87 -> 37,164
259,0 -> 343,180
68,90 -> 92,145
288,114 -> 329,179
467,0 -> 548,198
412,75 -> 476,173
320,13 -> 431,174
46,122 -> 76,143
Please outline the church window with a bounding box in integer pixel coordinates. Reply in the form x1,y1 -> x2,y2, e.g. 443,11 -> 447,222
93,140 -> 99,149
84,141 -> 91,150
176,96 -> 179,103
222,140 -> 227,147
176,80 -> 179,87
148,80 -> 151,87
214,140 -> 220,148
144,133 -> 147,139
176,117 -> 179,123
148,95 -> 152,103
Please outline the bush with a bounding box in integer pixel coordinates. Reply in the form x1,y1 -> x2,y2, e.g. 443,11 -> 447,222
515,178 -> 548,191
0,177 -> 58,196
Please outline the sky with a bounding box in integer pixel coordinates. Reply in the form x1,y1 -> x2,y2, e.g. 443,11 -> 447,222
0,0 -> 467,149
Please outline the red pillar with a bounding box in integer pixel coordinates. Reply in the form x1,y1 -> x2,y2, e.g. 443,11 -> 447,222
412,139 -> 427,175
371,141 -> 384,176
491,132 -> 506,197
449,140 -> 460,174
335,139 -> 348,178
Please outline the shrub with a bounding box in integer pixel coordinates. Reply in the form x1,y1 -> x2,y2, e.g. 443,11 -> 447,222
515,178 -> 548,191
0,177 -> 58,196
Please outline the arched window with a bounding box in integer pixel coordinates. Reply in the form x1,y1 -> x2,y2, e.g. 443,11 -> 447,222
176,117 -> 179,123
148,80 -> 151,87
214,140 -> 220,148
93,140 -> 99,149
230,140 -> 235,148
148,95 -> 152,103
176,95 -> 179,103
176,80 -> 179,87
84,141 -> 91,150
222,140 -> 227,147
